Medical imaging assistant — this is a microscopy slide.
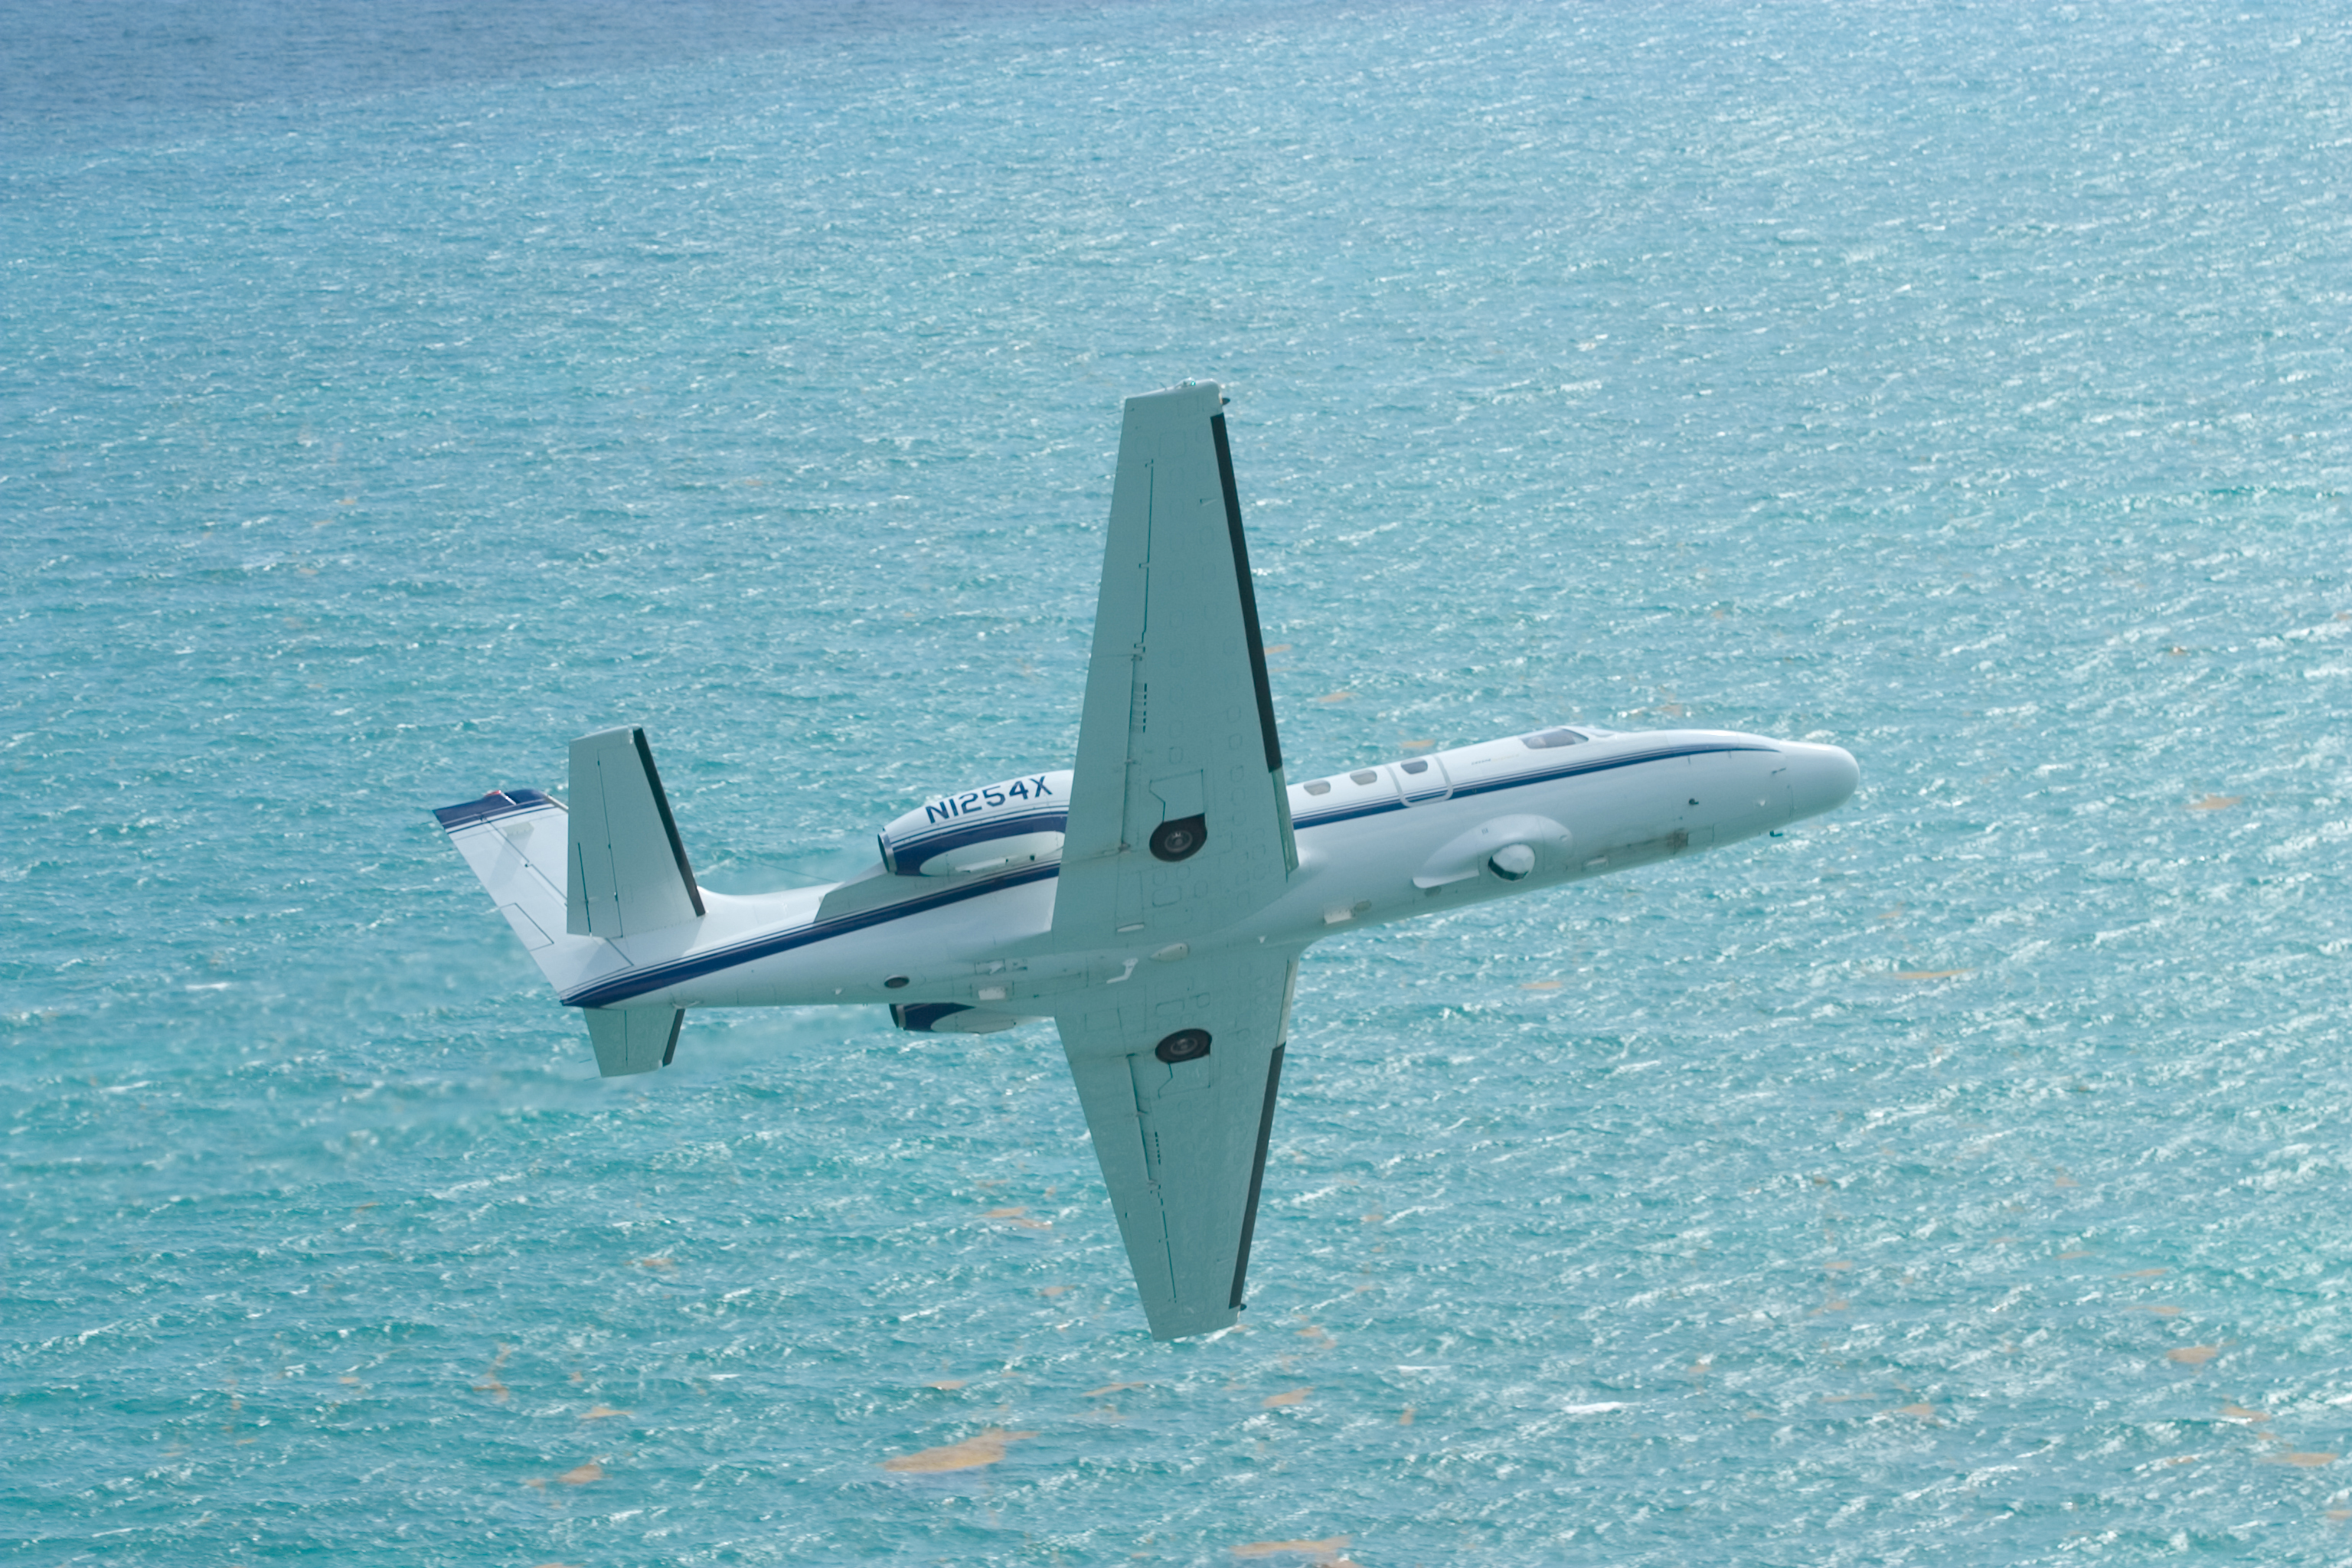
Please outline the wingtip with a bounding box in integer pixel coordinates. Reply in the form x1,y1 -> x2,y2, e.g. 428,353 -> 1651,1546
1129,378 -> 1225,411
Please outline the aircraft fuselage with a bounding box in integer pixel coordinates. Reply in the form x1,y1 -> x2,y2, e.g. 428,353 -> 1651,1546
547,725 -> 1856,1024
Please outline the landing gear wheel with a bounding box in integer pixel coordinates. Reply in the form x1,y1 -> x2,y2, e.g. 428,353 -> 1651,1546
1154,1028 -> 1212,1063
1149,815 -> 1207,862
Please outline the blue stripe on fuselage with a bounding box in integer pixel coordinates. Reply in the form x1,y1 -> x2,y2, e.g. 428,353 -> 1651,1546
562,861 -> 1060,1009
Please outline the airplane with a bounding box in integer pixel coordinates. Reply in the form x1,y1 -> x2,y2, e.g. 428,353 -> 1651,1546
431,381 -> 1858,1341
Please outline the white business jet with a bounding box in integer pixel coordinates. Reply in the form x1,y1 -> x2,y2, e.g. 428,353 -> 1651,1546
434,382 -> 1857,1340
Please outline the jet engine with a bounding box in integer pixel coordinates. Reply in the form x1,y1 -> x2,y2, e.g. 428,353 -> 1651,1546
877,769 -> 1073,877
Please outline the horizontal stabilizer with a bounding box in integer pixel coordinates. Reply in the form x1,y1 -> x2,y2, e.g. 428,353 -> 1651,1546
567,727 -> 705,939
585,1006 -> 683,1076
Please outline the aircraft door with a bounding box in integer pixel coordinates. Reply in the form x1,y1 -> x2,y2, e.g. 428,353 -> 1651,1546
1391,755 -> 1452,805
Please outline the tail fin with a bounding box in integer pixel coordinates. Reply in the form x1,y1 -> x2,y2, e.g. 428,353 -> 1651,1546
566,727 -> 705,939
432,727 -> 705,1079
433,788 -> 578,972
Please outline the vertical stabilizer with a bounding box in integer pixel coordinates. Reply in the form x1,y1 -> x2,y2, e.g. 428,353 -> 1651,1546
432,789 -> 586,986
566,727 -> 705,938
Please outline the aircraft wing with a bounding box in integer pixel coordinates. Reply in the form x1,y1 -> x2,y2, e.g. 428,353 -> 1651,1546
1055,947 -> 1297,1339
1050,381 -> 1296,948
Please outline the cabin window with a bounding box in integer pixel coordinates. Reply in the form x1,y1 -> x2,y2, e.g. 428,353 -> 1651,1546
1349,769 -> 1378,786
1400,759 -> 1429,775
1303,779 -> 1331,795
1521,727 -> 1588,750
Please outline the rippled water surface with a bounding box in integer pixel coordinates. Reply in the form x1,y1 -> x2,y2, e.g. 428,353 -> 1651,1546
7,1 -> 2352,1562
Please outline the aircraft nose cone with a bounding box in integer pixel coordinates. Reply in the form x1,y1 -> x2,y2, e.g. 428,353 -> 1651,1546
1784,742 -> 1859,820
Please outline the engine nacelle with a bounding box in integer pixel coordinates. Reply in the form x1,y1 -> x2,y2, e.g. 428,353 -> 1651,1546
878,769 -> 1073,877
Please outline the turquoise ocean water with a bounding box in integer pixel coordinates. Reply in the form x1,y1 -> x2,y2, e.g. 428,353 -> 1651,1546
6,1 -> 2350,1560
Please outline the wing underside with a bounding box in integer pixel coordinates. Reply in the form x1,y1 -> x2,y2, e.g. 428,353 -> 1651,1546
1055,949 -> 1298,1340
1047,383 -> 1308,1338
1050,381 -> 1296,949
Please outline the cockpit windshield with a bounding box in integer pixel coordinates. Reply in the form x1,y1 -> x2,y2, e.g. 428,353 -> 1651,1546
1520,727 -> 1588,750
